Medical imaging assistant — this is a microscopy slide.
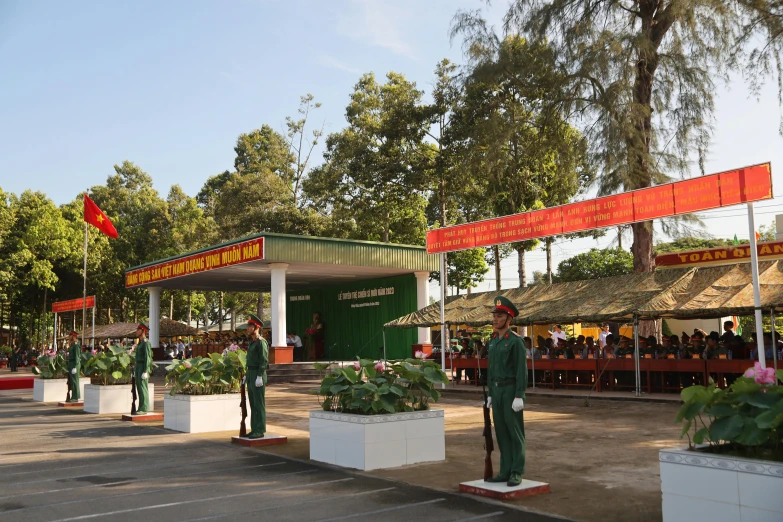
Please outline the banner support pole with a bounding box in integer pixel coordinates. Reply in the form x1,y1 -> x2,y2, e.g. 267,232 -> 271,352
440,253 -> 446,390
748,202 -> 767,368
81,221 -> 88,348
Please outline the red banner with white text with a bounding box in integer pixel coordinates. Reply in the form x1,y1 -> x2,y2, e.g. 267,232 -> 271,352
426,163 -> 772,254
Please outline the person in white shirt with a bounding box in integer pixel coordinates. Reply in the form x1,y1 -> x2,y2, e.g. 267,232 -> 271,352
548,324 -> 567,348
598,324 -> 611,348
289,332 -> 304,361
176,339 -> 185,359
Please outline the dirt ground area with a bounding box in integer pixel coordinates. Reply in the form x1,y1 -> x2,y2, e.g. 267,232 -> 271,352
228,383 -> 682,522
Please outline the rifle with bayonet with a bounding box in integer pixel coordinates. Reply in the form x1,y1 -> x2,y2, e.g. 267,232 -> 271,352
65,372 -> 72,403
239,374 -> 248,437
130,373 -> 137,415
480,352 -> 494,480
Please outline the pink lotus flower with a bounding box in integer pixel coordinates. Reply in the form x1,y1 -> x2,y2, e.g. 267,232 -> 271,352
374,361 -> 385,372
352,361 -> 361,371
183,361 -> 192,369
414,350 -> 429,359
90,349 -> 98,355
744,362 -> 777,385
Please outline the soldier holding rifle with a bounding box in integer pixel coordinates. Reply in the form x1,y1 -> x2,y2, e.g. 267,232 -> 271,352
66,330 -> 81,403
484,296 -> 527,487
134,323 -> 152,414
244,314 -> 269,439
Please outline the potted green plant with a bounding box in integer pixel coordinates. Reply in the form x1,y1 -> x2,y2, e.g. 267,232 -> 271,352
163,351 -> 246,433
309,354 -> 448,471
32,349 -> 91,402
82,345 -> 154,414
661,363 -> 783,520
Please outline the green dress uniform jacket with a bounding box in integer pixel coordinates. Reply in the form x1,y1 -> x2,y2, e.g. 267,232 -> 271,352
246,337 -> 269,436
487,330 -> 527,479
134,340 -> 152,413
67,342 -> 81,401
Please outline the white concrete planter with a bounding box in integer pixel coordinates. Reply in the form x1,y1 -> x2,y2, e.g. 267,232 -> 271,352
84,383 -> 154,414
309,409 -> 445,471
660,446 -> 783,521
33,378 -> 91,402
163,393 -> 241,433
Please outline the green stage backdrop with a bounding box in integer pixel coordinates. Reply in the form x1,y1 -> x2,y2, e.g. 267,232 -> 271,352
286,274 -> 418,361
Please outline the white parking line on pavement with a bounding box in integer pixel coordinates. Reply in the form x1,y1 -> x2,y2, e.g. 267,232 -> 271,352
52,477 -> 355,522
0,461 -> 288,501
182,487 -> 398,522
314,498 -> 447,522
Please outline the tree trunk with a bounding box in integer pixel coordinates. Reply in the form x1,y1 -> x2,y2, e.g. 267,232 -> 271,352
494,245 -> 501,290
257,293 -> 263,319
120,297 -> 126,322
230,308 -> 236,332
187,292 -> 192,326
218,292 -> 223,334
107,306 -> 112,324
546,239 -> 553,284
631,221 -> 654,273
42,288 -> 48,348
517,247 -> 527,288
618,227 -> 623,250
169,293 -> 174,320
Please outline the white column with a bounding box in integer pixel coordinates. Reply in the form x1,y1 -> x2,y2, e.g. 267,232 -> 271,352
269,263 -> 288,347
148,286 -> 161,350
414,271 -> 431,344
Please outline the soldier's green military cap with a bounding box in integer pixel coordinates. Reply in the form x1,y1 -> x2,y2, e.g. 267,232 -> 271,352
491,296 -> 519,318
247,313 -> 263,328
136,322 -> 149,333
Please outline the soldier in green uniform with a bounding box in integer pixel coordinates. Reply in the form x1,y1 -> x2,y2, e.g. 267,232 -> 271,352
134,323 -> 152,414
485,296 -> 527,487
66,330 -> 81,402
245,314 -> 269,439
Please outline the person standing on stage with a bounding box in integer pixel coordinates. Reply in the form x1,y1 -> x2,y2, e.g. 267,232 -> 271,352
134,323 -> 152,414
245,314 -> 269,439
66,330 -> 81,403
485,296 -> 527,487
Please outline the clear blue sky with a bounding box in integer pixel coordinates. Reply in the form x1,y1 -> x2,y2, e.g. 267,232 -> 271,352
1,0 -> 782,291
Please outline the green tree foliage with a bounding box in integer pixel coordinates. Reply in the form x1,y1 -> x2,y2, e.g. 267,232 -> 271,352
303,72 -> 432,244
455,1 -> 783,274
447,248 -> 490,293
233,125 -> 294,179
655,238 -> 739,254
553,248 -> 634,283
450,35 -> 592,286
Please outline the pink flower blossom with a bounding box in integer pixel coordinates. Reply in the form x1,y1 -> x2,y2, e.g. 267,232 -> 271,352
183,361 -> 192,369
90,349 -> 98,355
744,362 -> 777,385
352,361 -> 361,371
374,361 -> 385,372
414,350 -> 429,359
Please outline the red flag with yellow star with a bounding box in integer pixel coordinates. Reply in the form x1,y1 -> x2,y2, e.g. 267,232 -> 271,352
83,193 -> 118,238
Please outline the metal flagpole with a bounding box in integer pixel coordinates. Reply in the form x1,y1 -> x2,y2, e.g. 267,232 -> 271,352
634,314 -> 641,397
772,308 -> 779,373
91,305 -> 96,348
53,312 -> 57,349
81,221 -> 88,348
530,322 -> 536,389
747,202 -> 767,368
440,253 -> 447,390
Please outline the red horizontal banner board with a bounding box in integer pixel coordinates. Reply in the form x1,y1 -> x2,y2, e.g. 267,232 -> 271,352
125,237 -> 265,288
53,296 -> 96,313
426,163 -> 772,254
656,240 -> 783,268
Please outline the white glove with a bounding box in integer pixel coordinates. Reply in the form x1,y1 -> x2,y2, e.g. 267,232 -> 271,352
241,375 -> 246,386
512,397 -> 525,412
142,372 -> 148,380
71,368 -> 77,375
486,396 -> 492,408
255,376 -> 263,387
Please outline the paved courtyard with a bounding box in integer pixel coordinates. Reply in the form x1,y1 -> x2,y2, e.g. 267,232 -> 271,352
0,372 -> 684,521
0,381 -> 559,522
